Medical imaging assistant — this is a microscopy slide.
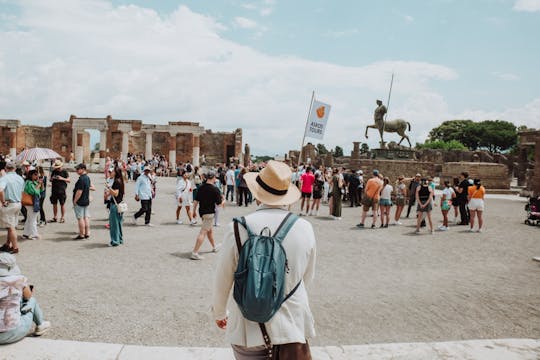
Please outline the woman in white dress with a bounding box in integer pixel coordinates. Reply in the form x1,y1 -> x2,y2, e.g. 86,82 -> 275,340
175,170 -> 194,224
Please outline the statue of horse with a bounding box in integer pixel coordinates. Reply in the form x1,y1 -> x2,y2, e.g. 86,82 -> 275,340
365,118 -> 412,148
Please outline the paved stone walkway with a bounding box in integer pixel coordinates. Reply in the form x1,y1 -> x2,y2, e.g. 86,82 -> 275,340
2,338 -> 540,359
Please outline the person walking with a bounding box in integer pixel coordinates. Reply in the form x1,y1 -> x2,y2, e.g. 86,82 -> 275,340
415,178 -> 434,234
0,253 -> 51,344
106,168 -> 125,246
49,160 -> 70,223
212,160 -> 316,359
36,166 -> 47,227
190,172 -> 223,260
393,175 -> 407,225
0,163 -> 24,254
225,166 -> 235,203
133,167 -> 154,226
456,172 -> 471,225
439,180 -> 455,231
357,170 -> 384,228
379,177 -> 393,228
175,169 -> 194,225
73,163 -> 93,239
237,168 -> 250,207
468,179 -> 486,232
22,170 -> 42,240
330,168 -> 343,219
406,174 -> 421,218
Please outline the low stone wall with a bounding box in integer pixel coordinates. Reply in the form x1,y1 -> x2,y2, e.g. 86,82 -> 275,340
349,159 -> 436,183
440,162 -> 510,189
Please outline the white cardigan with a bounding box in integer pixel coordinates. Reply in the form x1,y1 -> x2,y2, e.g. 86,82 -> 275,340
212,206 -> 317,347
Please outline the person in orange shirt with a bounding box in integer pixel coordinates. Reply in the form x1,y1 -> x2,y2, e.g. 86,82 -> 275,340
357,170 -> 384,228
467,178 -> 486,232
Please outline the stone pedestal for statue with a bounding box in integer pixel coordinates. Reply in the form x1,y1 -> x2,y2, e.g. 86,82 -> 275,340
371,148 -> 416,160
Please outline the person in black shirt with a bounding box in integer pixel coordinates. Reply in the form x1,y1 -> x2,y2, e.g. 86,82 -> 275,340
456,171 -> 470,225
190,172 -> 223,260
72,163 -> 94,239
106,167 -> 125,247
49,160 -> 70,223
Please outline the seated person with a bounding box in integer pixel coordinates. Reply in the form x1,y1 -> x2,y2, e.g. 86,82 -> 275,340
0,252 -> 51,344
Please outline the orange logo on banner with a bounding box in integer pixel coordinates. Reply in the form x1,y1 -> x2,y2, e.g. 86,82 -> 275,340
316,106 -> 325,119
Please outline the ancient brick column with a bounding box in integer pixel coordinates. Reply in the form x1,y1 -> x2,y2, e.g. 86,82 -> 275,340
9,128 -> 17,159
192,134 -> 200,167
168,132 -> 177,168
145,131 -> 153,160
99,130 -> 107,168
75,132 -> 84,164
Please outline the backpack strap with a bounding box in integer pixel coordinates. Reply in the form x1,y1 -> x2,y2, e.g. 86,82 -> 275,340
233,216 -> 252,252
273,212 -> 299,243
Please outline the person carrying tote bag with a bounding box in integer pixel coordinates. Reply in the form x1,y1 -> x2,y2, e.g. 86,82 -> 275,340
22,170 -> 42,240
105,168 -> 125,247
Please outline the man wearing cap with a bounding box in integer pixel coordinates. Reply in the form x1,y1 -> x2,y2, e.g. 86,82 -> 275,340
0,252 -> 51,343
133,166 -> 154,226
49,160 -> 70,223
190,172 -> 223,260
0,162 -> 24,254
213,160 -> 316,358
357,169 -> 384,228
73,163 -> 94,239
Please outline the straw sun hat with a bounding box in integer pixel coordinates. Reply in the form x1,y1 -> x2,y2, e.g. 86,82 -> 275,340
244,160 -> 300,206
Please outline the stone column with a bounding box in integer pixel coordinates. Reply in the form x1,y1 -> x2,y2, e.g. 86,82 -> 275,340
121,131 -> 129,161
192,135 -> 200,167
75,132 -> 84,164
9,128 -> 17,159
99,130 -> 107,169
168,133 -> 177,168
145,131 -> 153,160
352,142 -> 360,159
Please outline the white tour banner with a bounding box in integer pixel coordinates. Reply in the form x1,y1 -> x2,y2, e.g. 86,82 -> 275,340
305,99 -> 331,140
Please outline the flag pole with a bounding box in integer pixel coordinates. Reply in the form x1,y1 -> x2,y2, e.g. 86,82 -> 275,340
298,90 -> 315,166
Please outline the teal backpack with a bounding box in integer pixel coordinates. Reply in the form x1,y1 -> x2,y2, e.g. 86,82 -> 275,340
233,213 -> 301,323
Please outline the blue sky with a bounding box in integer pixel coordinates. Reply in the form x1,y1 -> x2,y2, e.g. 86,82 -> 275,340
1,0 -> 539,155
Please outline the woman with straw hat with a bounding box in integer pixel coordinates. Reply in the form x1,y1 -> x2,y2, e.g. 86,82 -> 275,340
213,160 -> 316,359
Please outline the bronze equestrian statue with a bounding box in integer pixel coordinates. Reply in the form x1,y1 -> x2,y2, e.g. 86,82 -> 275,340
365,99 -> 412,148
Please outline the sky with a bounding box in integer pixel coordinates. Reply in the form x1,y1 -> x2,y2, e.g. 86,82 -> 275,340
1,0 -> 539,156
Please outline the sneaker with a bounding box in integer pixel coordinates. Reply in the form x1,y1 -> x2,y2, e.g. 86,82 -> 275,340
438,224 -> 445,229
176,220 -> 183,225
145,223 -> 154,227
439,226 -> 448,231
415,229 -> 420,234
356,223 -> 364,228
477,229 -> 483,233
213,244 -> 222,252
468,228 -> 475,232
34,321 -> 51,336
190,219 -> 197,225
396,221 -> 403,225
190,252 -> 204,260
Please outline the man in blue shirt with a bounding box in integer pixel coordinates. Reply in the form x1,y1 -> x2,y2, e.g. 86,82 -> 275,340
0,162 -> 25,253
134,167 -> 154,226
72,163 -> 94,240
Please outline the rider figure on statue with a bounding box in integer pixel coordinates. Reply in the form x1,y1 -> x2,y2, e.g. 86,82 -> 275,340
374,99 -> 387,125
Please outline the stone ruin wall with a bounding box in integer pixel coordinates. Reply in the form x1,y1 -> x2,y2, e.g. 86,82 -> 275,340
200,130 -> 239,165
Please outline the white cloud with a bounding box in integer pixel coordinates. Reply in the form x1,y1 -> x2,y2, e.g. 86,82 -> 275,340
233,16 -> 258,29
403,14 -> 414,23
0,0 -> 537,155
493,72 -> 520,81
513,0 -> 540,11
240,1 -> 275,17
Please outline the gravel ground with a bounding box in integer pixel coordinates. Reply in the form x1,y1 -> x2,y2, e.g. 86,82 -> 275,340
8,173 -> 540,347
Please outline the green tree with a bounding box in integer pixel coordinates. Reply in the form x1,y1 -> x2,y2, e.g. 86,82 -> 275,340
429,120 -> 480,149
334,146 -> 344,157
477,120 -> 517,152
316,143 -> 328,155
416,140 -> 467,151
254,155 -> 273,162
360,143 -> 369,153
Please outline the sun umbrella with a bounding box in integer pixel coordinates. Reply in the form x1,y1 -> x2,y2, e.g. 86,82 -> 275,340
16,148 -> 61,163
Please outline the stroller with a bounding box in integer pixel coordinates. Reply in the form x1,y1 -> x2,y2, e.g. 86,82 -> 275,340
524,196 -> 540,226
